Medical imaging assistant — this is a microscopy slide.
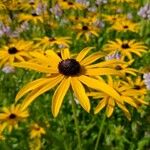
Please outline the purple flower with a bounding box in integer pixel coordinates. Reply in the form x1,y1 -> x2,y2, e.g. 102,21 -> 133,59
105,52 -> 121,60
138,3 -> 150,20
2,64 -> 16,74
143,73 -> 150,90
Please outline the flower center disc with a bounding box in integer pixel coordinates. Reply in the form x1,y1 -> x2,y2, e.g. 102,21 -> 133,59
123,25 -> 128,29
9,113 -> 16,119
115,65 -> 122,70
32,13 -> 39,16
122,43 -> 130,49
8,47 -> 18,54
58,59 -> 81,76
82,26 -> 88,31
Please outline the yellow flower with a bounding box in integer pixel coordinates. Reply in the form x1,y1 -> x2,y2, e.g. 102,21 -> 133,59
19,0 -> 41,12
14,48 -> 123,117
111,0 -> 135,3
35,36 -> 72,49
18,13 -> 43,24
0,104 -> 29,132
89,76 -> 148,120
122,76 -> 147,96
110,20 -> 139,33
0,39 -> 34,67
30,123 -> 45,139
103,14 -> 126,24
72,23 -> 99,41
103,39 -> 147,60
58,0 -> 85,10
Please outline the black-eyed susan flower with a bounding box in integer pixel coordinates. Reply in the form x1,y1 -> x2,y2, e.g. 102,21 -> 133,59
111,0 -> 134,3
35,36 -> 71,49
0,39 -> 34,67
89,76 -> 148,120
110,20 -> 139,33
110,60 -> 137,76
123,76 -> 147,95
14,48 -> 123,117
103,39 -> 147,60
19,0 -> 40,12
72,23 -> 99,41
58,0 -> 85,10
0,104 -> 29,132
30,123 -> 45,139
18,12 -> 44,24
103,14 -> 126,24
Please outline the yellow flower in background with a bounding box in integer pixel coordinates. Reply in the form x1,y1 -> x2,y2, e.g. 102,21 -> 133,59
14,48 -> 123,117
89,76 -> 148,120
19,0 -> 41,12
72,23 -> 99,41
0,104 -> 29,132
110,20 -> 139,33
30,123 -> 45,139
18,13 -> 43,24
103,14 -> 126,24
122,76 -> 147,96
103,39 -> 147,60
111,0 -> 134,3
35,36 -> 72,49
0,39 -> 34,67
58,0 -> 85,10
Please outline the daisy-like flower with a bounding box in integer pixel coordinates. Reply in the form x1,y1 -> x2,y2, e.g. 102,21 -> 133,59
110,20 -> 139,33
103,14 -> 126,24
18,12 -> 44,24
89,76 -> 148,120
103,39 -> 147,60
72,23 -> 99,41
35,36 -> 71,49
123,76 -> 147,95
58,0 -> 85,10
111,0 -> 134,3
14,48 -> 123,117
0,104 -> 29,132
0,39 -> 34,67
30,123 -> 45,139
90,59 -> 137,76
19,0 -> 41,12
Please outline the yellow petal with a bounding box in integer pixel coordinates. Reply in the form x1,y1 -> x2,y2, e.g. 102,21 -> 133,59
76,47 -> 94,62
52,77 -> 71,117
106,98 -> 115,117
71,77 -> 90,113
86,60 -> 124,68
122,96 -> 138,108
20,75 -> 64,110
94,98 -> 107,114
45,50 -> 62,65
85,68 -> 121,76
80,52 -> 104,66
13,62 -> 57,73
15,78 -> 54,102
61,48 -> 71,60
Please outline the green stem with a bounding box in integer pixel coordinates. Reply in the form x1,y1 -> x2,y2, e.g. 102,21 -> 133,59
94,115 -> 106,150
61,118 -> 70,150
70,90 -> 82,150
